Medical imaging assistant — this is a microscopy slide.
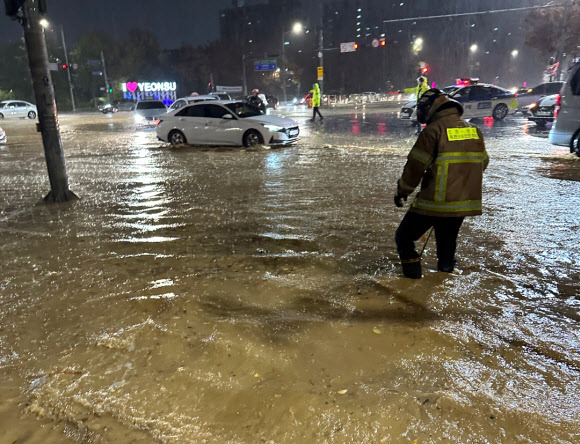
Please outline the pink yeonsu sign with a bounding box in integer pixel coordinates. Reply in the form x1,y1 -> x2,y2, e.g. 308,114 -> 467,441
121,81 -> 177,102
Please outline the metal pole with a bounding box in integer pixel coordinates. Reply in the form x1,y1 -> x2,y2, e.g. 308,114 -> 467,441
318,27 -> 324,94
100,50 -> 110,103
21,0 -> 77,202
282,31 -> 287,104
242,53 -> 247,96
60,25 -> 75,112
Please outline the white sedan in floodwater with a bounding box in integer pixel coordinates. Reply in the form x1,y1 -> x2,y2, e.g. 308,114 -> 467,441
156,101 -> 299,147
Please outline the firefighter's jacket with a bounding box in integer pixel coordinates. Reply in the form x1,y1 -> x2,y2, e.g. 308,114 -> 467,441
397,95 -> 489,217
310,84 -> 321,107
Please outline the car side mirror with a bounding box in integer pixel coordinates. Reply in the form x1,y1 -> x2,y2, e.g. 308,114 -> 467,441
222,114 -> 234,119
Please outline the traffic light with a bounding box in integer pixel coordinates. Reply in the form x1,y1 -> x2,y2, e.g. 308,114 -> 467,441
108,87 -> 113,93
421,66 -> 429,75
353,43 -> 359,50
61,63 -> 68,70
379,38 -> 386,47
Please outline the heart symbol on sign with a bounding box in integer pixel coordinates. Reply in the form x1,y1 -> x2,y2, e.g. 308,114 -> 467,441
126,82 -> 138,93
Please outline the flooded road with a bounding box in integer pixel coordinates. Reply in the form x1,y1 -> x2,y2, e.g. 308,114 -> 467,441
1,106 -> 579,443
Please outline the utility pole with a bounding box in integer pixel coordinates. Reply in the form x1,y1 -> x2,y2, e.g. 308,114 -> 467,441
100,50 -> 110,103
60,25 -> 75,112
318,26 -> 324,94
242,53 -> 248,96
281,31 -> 287,104
5,0 -> 78,203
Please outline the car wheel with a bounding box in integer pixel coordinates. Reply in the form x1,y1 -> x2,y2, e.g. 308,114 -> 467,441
535,120 -> 546,129
28,111 -> 36,119
492,103 -> 508,121
168,130 -> 187,145
243,129 -> 262,147
571,130 -> 580,157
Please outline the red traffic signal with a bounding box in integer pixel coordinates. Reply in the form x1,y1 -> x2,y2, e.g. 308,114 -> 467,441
379,38 -> 386,46
61,63 -> 68,70
353,43 -> 358,50
421,66 -> 428,74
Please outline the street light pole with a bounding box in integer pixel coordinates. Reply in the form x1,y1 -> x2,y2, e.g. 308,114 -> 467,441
281,31 -> 287,104
15,0 -> 78,202
60,25 -> 75,112
318,27 -> 324,94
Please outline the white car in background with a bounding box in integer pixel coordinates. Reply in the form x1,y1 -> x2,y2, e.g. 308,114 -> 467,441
0,127 -> 6,142
0,100 -> 37,119
133,100 -> 167,125
156,100 -> 299,147
167,95 -> 218,113
549,62 -> 580,156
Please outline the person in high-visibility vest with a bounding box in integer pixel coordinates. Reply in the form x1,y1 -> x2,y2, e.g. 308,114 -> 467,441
310,82 -> 323,122
404,76 -> 429,100
394,89 -> 489,279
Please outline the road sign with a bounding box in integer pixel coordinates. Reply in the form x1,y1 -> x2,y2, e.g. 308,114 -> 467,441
48,62 -> 58,71
254,60 -> 277,72
372,39 -> 379,48
91,71 -> 103,76
317,66 -> 324,80
340,42 -> 357,53
87,60 -> 101,66
216,85 -> 243,93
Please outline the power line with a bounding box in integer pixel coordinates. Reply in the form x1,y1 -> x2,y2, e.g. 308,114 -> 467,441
382,4 -> 562,24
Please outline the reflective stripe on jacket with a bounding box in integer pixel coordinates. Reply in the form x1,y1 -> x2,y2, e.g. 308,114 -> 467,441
397,96 -> 489,217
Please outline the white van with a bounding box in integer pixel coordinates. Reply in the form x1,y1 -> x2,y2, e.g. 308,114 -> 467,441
549,62 -> 580,156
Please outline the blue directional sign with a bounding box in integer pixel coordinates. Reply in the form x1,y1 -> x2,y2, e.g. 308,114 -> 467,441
254,60 -> 277,72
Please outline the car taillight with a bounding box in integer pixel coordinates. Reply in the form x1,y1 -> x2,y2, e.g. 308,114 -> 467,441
554,94 -> 561,119
514,93 -> 518,98
155,119 -> 162,126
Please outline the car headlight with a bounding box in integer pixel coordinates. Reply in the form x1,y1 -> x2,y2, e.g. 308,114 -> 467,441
134,114 -> 145,122
263,124 -> 284,132
528,103 -> 537,109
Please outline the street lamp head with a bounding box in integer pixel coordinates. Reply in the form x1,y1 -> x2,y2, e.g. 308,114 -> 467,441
470,44 -> 478,53
39,19 -> 50,28
511,49 -> 519,58
292,22 -> 303,34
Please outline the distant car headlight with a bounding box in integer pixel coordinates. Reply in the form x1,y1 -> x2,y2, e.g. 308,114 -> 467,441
528,103 -> 538,109
263,124 -> 284,132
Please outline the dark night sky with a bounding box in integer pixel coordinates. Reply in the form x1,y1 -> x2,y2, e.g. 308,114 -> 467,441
1,0 -> 259,48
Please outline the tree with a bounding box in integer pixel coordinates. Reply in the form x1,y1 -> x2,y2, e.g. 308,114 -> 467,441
525,2 -> 580,59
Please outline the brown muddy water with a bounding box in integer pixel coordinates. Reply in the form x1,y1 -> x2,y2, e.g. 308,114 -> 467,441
0,111 -> 578,443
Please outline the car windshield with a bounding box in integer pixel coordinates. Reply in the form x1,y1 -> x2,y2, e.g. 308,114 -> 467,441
136,101 -> 165,110
442,86 -> 460,95
225,102 -> 263,118
0,102 -> 7,108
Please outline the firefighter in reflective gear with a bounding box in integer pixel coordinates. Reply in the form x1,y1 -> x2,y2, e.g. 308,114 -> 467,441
404,76 -> 429,100
394,89 -> 489,279
310,82 -> 323,122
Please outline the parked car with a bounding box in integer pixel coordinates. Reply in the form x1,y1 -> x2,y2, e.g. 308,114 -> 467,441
133,100 -> 167,125
527,94 -> 558,128
156,100 -> 299,148
102,98 -> 136,113
517,81 -> 564,112
209,92 -> 232,101
0,100 -> 37,119
549,62 -> 580,156
0,127 -> 6,143
448,83 -> 517,120
167,95 -> 218,113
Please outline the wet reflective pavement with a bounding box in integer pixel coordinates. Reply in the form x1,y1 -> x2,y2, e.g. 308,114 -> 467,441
0,106 -> 579,443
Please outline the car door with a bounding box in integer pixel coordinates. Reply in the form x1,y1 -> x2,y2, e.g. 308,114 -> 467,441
468,86 -> 493,117
13,102 -> 28,118
203,104 -> 240,145
175,105 -> 208,144
3,102 -> 17,118
451,87 -> 473,117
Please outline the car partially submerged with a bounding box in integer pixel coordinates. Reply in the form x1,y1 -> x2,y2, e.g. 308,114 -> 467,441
156,100 -> 299,147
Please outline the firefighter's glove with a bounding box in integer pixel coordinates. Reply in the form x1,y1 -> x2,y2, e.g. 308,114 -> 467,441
394,193 -> 407,208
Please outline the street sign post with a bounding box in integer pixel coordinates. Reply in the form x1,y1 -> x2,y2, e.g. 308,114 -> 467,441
317,66 -> 324,80
254,59 -> 277,72
340,42 -> 357,53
